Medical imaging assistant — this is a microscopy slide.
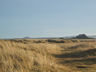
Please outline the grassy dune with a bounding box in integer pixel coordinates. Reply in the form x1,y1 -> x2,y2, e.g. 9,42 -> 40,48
0,39 -> 96,72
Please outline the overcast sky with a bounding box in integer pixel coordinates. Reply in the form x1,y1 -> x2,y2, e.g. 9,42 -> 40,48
0,0 -> 96,38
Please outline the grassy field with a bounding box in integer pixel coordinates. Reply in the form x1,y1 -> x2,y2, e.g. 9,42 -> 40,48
0,39 -> 96,72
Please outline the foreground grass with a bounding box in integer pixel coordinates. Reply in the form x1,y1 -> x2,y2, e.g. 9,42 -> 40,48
0,39 -> 96,72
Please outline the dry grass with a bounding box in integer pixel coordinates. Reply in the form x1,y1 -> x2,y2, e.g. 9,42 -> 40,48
0,39 -> 70,72
0,39 -> 96,72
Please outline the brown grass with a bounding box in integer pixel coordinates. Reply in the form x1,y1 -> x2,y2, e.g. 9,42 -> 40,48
0,39 -> 96,72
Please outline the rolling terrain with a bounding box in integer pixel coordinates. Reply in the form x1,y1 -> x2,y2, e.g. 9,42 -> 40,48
0,39 -> 96,72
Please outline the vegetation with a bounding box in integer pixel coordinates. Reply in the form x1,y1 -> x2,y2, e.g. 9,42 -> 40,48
0,39 -> 96,72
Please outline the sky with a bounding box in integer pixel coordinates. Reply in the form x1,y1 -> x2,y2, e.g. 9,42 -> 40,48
0,0 -> 96,38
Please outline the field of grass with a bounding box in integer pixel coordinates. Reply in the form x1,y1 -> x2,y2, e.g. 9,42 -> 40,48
0,39 -> 96,72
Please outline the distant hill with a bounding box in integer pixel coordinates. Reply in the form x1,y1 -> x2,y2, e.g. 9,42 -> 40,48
16,34 -> 96,39
74,34 -> 90,39
23,37 -> 31,39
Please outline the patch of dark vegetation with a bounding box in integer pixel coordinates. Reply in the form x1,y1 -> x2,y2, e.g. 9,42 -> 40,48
76,66 -> 89,69
59,37 -> 64,39
53,48 -> 96,58
10,39 -> 30,44
67,44 -> 92,50
47,39 -> 65,43
59,57 -> 96,65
